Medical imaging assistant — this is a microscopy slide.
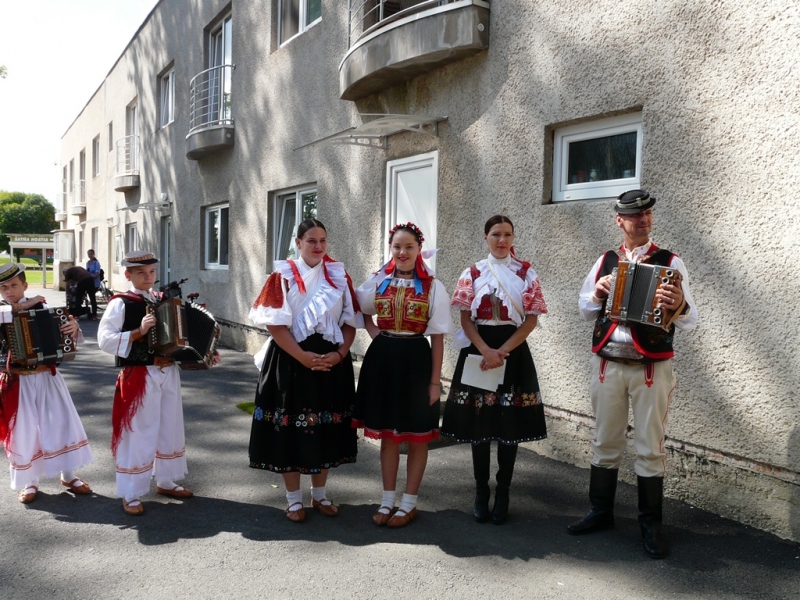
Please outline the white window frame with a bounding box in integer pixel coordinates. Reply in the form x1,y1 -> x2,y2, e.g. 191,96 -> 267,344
125,223 -> 139,254
92,136 -> 101,177
279,0 -> 322,46
159,68 -> 175,128
385,152 -> 438,268
204,204 -> 229,270
108,122 -> 113,152
271,187 -> 318,263
552,112 -> 643,203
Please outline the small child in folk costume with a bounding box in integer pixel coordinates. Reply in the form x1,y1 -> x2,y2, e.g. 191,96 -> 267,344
249,219 -> 360,523
0,262 -> 93,504
440,215 -> 548,525
98,251 -> 195,516
353,222 -> 452,529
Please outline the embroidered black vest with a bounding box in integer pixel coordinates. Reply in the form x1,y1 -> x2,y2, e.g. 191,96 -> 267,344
117,296 -> 157,367
592,248 -> 678,360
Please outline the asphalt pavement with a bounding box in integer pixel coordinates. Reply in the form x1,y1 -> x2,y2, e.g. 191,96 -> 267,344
0,286 -> 797,599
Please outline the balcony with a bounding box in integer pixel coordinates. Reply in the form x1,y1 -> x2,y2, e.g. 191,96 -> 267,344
340,0 -> 490,101
69,182 -> 86,215
114,135 -> 140,191
54,193 -> 67,222
186,64 -> 235,160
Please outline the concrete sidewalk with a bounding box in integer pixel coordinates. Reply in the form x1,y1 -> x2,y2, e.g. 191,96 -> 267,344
0,294 -> 798,599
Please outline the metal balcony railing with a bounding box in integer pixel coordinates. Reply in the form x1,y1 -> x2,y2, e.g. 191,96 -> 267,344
115,135 -> 140,176
71,180 -> 86,206
189,64 -> 235,133
347,0 -> 465,47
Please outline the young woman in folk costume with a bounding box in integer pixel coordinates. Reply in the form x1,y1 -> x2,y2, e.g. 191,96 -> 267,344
353,223 -> 451,529
249,219 -> 360,523
440,215 -> 548,524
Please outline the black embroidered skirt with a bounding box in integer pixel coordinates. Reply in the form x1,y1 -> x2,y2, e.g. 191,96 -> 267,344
353,333 -> 440,443
249,333 -> 358,473
441,324 -> 547,445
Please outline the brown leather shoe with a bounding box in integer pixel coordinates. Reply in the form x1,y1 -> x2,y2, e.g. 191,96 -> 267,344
156,484 -> 193,498
387,507 -> 418,529
17,486 -> 38,504
122,499 -> 144,516
372,506 -> 397,526
61,478 -> 92,495
311,498 -> 338,517
285,501 -> 306,523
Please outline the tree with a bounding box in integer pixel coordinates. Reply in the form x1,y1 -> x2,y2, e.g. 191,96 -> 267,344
0,192 -> 57,258
0,65 -> 6,78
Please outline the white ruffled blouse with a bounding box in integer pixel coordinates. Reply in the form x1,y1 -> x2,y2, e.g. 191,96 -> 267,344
250,258 -> 359,345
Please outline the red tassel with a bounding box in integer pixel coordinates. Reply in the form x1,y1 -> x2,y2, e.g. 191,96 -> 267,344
383,258 -> 396,275
345,272 -> 361,313
0,371 -> 20,447
287,260 -> 306,294
414,254 -> 431,280
322,254 -> 338,289
111,366 -> 148,457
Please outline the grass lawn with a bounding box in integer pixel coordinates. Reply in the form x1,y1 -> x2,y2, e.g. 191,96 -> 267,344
0,257 -> 55,285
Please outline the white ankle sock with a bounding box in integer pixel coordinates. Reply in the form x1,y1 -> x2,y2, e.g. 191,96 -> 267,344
311,486 -> 327,503
157,480 -> 179,490
61,470 -> 76,483
286,489 -> 303,511
378,490 -> 396,514
399,493 -> 418,514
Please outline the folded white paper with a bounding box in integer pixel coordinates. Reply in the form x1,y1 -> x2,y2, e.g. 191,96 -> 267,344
461,354 -> 506,392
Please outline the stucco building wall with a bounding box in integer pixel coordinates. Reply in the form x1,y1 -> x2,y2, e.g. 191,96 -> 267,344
59,0 -> 799,540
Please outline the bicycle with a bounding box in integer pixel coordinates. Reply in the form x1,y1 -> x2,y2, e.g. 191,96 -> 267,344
97,279 -> 113,303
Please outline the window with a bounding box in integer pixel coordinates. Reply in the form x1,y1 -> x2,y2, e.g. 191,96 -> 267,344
271,188 -> 317,261
279,0 -> 321,45
92,136 -> 101,177
115,233 -> 123,266
77,231 -> 84,263
160,68 -> 175,128
108,122 -> 113,152
209,16 -> 232,124
90,227 -> 98,257
204,204 -> 229,269
552,112 -> 642,202
125,223 -> 139,253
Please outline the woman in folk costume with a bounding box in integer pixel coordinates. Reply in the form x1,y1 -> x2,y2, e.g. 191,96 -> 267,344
249,219 -> 360,523
0,262 -> 93,504
353,222 -> 452,529
440,215 -> 548,525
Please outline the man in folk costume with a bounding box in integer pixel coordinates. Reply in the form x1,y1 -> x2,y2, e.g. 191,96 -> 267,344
569,190 -> 698,558
98,251 -> 193,515
0,262 -> 93,504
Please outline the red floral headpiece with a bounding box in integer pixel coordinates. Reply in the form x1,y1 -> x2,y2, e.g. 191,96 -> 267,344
388,222 -> 425,245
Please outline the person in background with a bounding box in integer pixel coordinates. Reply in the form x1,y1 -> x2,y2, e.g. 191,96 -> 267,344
86,249 -> 102,293
63,264 -> 98,321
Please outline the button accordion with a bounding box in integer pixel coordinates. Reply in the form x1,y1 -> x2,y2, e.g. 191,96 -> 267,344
606,261 -> 684,331
147,297 -> 221,370
1,307 -> 76,367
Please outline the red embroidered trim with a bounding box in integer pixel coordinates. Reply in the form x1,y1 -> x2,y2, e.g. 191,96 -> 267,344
344,272 -> 361,314
111,365 -> 148,457
451,276 -> 475,309
253,272 -> 284,309
362,427 -> 440,444
322,254 -> 338,290
523,278 -> 548,314
598,358 -> 608,383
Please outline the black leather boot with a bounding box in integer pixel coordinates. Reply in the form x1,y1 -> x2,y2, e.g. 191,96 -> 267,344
567,465 -> 618,535
472,443 -> 491,523
638,475 -> 668,559
492,443 -> 518,524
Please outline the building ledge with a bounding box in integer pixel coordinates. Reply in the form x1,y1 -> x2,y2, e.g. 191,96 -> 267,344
68,205 -> 86,215
114,174 -> 140,192
340,1 -> 489,101
55,211 -> 67,222
186,124 -> 235,160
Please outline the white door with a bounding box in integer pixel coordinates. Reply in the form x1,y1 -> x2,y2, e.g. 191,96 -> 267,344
384,151 -> 439,267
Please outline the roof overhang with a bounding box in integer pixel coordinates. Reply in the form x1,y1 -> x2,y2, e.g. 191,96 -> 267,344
295,114 -> 447,151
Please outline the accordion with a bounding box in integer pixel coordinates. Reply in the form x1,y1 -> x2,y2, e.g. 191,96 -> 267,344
1,307 -> 77,367
606,261 -> 684,331
147,298 -> 221,370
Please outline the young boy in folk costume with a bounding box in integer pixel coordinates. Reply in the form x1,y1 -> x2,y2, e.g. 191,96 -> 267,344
0,262 -> 93,504
98,251 -> 193,516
